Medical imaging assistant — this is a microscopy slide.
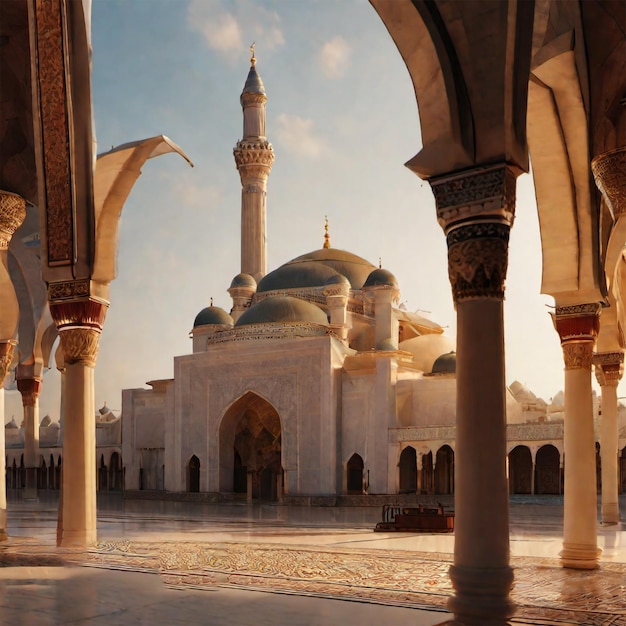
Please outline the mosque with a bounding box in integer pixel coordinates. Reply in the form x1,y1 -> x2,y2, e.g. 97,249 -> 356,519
120,54 -> 626,502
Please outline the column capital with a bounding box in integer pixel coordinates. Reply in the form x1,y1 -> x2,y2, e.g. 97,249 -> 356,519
552,303 -> 601,343
0,340 -> 16,382
16,377 -> 42,407
591,146 -> 626,219
593,351 -> 624,387
429,164 -> 518,234
0,191 -> 27,249
49,299 -> 108,367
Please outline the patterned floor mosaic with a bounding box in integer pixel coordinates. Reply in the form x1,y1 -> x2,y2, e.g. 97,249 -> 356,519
3,537 -> 625,625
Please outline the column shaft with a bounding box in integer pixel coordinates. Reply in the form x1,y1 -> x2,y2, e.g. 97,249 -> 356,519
0,388 -> 6,540
599,383 -> 619,523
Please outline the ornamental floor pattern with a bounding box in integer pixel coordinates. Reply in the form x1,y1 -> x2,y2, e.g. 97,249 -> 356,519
2,537 -> 625,625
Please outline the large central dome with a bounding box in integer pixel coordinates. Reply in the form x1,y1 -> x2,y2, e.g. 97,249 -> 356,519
257,248 -> 376,292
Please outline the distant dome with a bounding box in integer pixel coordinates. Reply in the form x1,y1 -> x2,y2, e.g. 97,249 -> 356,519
193,306 -> 234,328
230,273 -> 257,289
257,248 -> 376,292
325,274 -> 351,287
235,295 -> 328,327
5,418 -> 17,429
40,415 -> 52,427
98,404 -> 110,415
432,351 -> 456,374
363,268 -> 398,289
399,334 -> 455,373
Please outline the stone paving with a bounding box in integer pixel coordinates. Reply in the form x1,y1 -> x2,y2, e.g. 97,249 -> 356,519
1,494 -> 625,625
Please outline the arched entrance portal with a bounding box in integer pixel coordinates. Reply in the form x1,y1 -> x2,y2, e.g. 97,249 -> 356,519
435,445 -> 454,495
346,453 -> 364,494
220,392 -> 282,502
509,446 -> 532,494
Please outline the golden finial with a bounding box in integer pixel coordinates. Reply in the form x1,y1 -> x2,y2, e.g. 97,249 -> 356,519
379,257 -> 382,269
323,215 -> 330,249
250,42 -> 256,66
210,297 -> 213,306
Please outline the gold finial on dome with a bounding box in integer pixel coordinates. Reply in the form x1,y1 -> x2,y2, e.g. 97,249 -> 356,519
250,42 -> 256,66
379,257 -> 382,269
210,297 -> 213,306
323,215 -> 330,249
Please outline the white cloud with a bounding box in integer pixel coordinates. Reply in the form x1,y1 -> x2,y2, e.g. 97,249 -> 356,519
319,36 -> 351,79
187,0 -> 284,58
275,114 -> 327,159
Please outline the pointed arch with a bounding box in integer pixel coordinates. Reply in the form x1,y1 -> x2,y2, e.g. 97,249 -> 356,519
435,445 -> 454,495
187,455 -> 200,493
508,445 -> 532,494
346,453 -> 364,494
399,446 -> 417,494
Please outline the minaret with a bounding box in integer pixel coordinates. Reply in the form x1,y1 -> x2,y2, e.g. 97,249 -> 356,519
233,45 -> 275,280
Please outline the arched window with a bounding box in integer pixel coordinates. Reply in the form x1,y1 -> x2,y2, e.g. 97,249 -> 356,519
435,445 -> 454,494
187,455 -> 200,493
346,453 -> 364,494
508,446 -> 532,494
399,446 -> 417,494
535,445 -> 560,495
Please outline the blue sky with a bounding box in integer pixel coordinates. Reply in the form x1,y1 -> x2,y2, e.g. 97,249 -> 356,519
6,0 -> 608,422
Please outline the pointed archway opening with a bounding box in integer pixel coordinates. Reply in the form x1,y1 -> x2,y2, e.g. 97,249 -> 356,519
509,445 -> 532,494
535,444 -> 560,494
435,445 -> 455,495
346,453 -> 364,494
399,446 -> 417,494
219,392 -> 282,501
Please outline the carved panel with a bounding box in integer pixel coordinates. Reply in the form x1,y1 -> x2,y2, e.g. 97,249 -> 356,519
0,341 -> 16,382
48,279 -> 90,301
34,0 -> 74,265
562,342 -> 594,370
446,222 -> 510,301
58,327 -> 101,366
591,146 -> 626,218
593,351 -> 624,386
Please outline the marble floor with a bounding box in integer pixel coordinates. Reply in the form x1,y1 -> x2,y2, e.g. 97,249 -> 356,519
1,493 -> 625,625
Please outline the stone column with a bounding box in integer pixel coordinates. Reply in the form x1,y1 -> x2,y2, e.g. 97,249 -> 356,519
0,341 -> 16,541
429,164 -> 518,623
49,296 -> 107,547
16,371 -> 42,500
553,304 -> 601,568
593,351 -> 623,524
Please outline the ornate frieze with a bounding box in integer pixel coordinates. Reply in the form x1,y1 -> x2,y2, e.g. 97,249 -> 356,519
446,222 -> 510,301
562,342 -> 594,370
206,322 -> 334,346
17,378 -> 42,407
390,423 -> 564,443
0,191 -> 26,249
0,341 -> 16,382
593,351 -> 624,386
591,146 -> 626,218
48,279 -> 91,301
34,0 -> 74,265
241,92 -> 267,105
233,140 -> 275,177
430,165 -> 517,232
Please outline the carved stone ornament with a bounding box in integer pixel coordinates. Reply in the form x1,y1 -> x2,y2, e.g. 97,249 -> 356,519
430,165 -> 517,232
17,378 -> 42,407
35,0 -> 74,265
553,303 -> 601,343
233,140 -> 275,173
0,341 -> 16,382
48,279 -> 91,302
562,341 -> 594,370
591,146 -> 626,218
241,92 -> 267,105
593,351 -> 624,386
58,327 -> 101,366
446,222 -> 510,301
0,191 -> 27,249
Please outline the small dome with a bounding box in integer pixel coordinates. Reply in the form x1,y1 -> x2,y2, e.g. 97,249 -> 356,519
325,274 -> 350,287
98,404 -> 110,415
5,418 -> 17,429
40,415 -> 52,427
432,351 -> 456,374
363,268 -> 398,289
235,295 -> 328,327
230,273 -> 257,289
193,306 -> 234,328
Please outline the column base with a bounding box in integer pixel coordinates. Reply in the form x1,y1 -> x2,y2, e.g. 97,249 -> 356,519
560,542 -> 601,569
448,564 -> 516,625
57,529 -> 97,548
601,502 -> 620,525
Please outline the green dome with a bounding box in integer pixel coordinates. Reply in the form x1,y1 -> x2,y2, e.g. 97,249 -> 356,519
257,248 -> 376,292
193,306 -> 233,328
432,351 -> 457,374
235,295 -> 328,327
363,268 -> 398,288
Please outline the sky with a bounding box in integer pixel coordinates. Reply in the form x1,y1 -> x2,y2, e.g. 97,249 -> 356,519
3,0 -> 618,422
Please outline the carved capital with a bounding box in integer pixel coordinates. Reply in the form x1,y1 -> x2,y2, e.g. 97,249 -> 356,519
241,92 -> 267,106
0,341 -> 16,382
17,377 -> 42,407
591,146 -> 626,218
234,140 -> 275,179
0,191 -> 27,249
562,341 -> 594,370
552,303 -> 601,343
446,222 -> 510,301
57,327 -> 101,367
49,299 -> 108,366
593,351 -> 624,386
429,165 -> 517,233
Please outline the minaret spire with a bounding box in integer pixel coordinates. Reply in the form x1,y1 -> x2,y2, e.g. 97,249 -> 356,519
233,47 -> 275,280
